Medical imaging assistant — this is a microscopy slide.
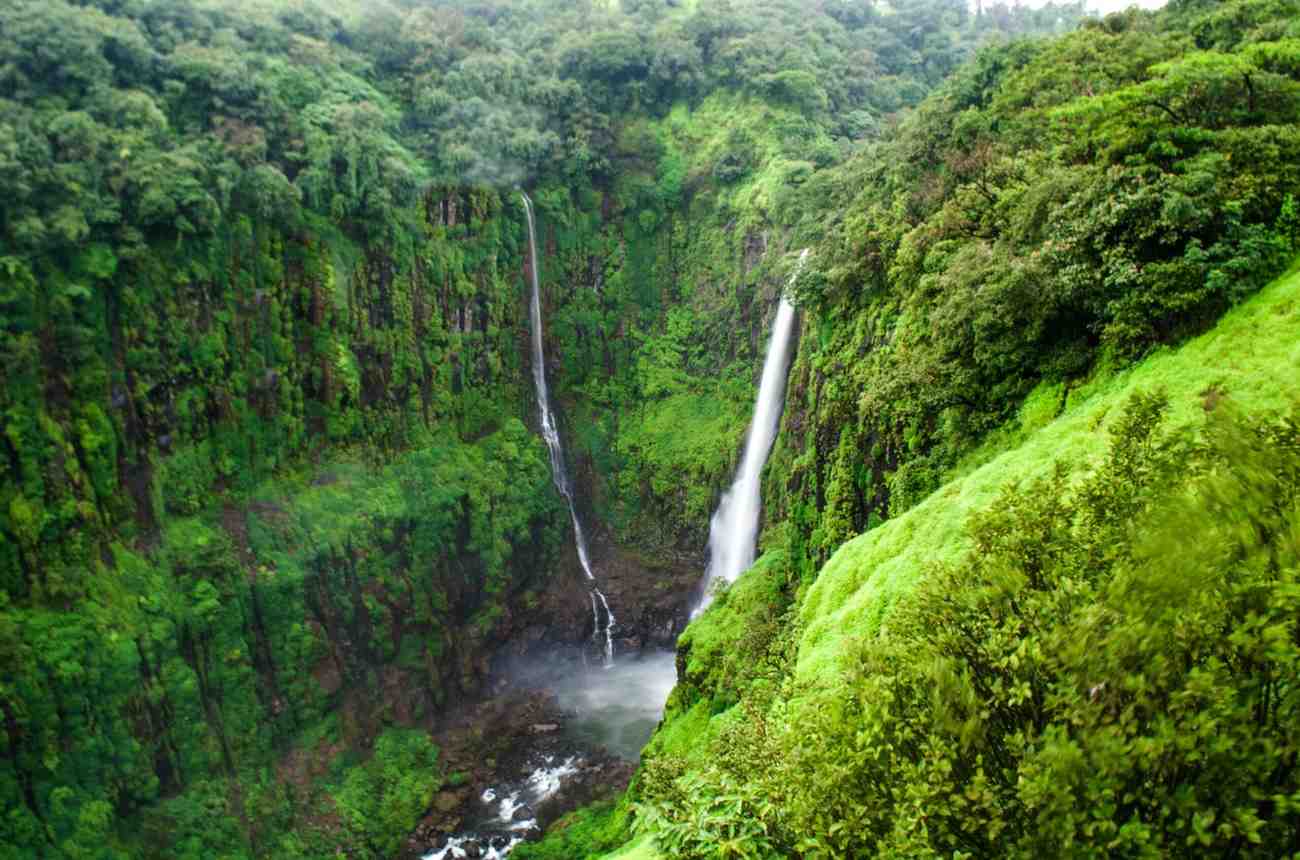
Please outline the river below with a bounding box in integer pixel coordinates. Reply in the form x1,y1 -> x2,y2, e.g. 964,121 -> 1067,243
422,651 -> 678,859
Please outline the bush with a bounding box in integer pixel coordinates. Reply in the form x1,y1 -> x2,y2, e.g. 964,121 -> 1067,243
333,729 -> 442,858
639,393 -> 1300,857
511,800 -> 632,860
712,129 -> 757,184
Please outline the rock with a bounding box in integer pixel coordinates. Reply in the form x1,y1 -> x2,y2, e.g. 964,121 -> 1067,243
529,723 -> 559,734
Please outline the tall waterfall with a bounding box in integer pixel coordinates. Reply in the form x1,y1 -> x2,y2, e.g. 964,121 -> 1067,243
696,249 -> 807,613
520,192 -> 615,666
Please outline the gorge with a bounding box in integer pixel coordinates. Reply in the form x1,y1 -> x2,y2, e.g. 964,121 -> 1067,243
418,202 -> 807,860
3,0 -> 1300,858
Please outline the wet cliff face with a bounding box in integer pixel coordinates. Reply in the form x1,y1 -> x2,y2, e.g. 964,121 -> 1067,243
193,439 -> 697,759
515,526 -> 701,663
0,175 -> 759,856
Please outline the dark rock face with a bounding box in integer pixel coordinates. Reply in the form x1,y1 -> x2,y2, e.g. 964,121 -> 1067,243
494,512 -> 700,666
596,537 -> 701,653
403,688 -> 636,859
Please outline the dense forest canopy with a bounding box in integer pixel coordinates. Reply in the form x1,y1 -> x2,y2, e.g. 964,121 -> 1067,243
0,0 -> 1086,259
3,0 -> 1300,857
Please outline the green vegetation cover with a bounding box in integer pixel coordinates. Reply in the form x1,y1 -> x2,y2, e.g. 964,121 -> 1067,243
2,0 -> 1299,856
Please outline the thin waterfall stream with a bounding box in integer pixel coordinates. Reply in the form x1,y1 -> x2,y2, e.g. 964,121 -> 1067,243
696,249 -> 807,613
520,192 -> 615,667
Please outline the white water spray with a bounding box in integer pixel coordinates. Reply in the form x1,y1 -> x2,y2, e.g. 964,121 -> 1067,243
521,192 -> 615,666
696,250 -> 807,614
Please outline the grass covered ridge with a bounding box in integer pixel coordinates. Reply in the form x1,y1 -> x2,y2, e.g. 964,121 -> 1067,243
798,260 -> 1300,683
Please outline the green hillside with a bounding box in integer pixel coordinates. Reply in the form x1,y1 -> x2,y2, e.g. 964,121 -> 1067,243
4,0 -> 1300,856
597,258 -> 1299,859
799,260 -> 1300,681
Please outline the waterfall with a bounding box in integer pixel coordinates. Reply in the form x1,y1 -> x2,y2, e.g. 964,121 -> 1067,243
520,192 -> 615,666
696,249 -> 807,614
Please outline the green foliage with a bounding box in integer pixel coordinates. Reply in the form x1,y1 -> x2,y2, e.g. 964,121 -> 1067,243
636,762 -> 788,859
0,422 -> 559,859
628,254 -> 1300,858
0,0 -> 1086,595
755,70 -> 828,115
796,260 -> 1300,682
639,393 -> 1300,857
512,799 -> 634,860
712,128 -> 758,184
1,0 -> 1227,858
775,0 -> 1300,578
333,728 -> 441,858
674,551 -> 793,714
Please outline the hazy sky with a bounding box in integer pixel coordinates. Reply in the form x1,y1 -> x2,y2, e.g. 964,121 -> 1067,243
982,0 -> 1169,14
1084,0 -> 1167,14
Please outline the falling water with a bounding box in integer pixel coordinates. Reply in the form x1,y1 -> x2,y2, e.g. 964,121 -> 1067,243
520,192 -> 615,666
696,249 -> 807,613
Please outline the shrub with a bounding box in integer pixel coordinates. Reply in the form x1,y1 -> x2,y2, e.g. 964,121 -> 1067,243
639,393 -> 1300,857
333,729 -> 442,858
511,800 -> 633,860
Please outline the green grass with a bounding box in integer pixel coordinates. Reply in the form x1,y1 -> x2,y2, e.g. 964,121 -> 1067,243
945,377 -> 1068,482
641,699 -> 713,763
598,834 -> 659,860
511,798 -> 634,860
795,262 -> 1300,683
598,836 -> 660,860
676,550 -> 787,688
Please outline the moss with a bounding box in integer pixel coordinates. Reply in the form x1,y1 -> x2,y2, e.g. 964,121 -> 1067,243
676,550 -> 790,703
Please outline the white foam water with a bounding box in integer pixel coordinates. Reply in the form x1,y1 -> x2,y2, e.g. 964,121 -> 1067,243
424,834 -> 522,860
421,754 -> 589,860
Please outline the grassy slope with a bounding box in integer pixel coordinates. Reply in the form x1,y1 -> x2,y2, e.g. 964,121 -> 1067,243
601,259 -> 1300,859
600,835 -> 659,859
797,260 -> 1300,680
